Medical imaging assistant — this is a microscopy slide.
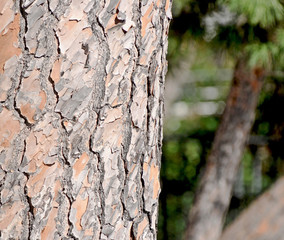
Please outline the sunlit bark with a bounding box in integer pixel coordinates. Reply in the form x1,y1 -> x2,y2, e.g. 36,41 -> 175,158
0,0 -> 171,239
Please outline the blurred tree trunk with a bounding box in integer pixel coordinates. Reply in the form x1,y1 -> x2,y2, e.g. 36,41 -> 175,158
220,177 -> 284,240
0,0 -> 171,239
184,59 -> 265,240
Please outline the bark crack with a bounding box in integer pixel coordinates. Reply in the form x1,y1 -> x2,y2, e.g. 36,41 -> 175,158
47,0 -> 60,21
21,140 -> 34,240
63,191 -> 79,240
47,72 -> 68,133
96,152 -> 106,236
157,4 -> 167,152
0,167 -> 7,208
144,54 -> 157,237
47,74 -> 59,109
87,4 -> 111,236
81,43 -> 90,69
53,30 -> 61,55
14,57 -> 33,128
88,134 -> 105,233
120,65 -> 136,223
24,183 -> 35,240
60,127 -> 77,239
117,0 -> 144,227
15,1 -> 33,127
14,103 -> 33,128
120,117 -> 132,220
19,0 -> 28,51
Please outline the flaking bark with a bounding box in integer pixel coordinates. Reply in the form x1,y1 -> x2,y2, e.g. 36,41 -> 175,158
0,0 -> 171,239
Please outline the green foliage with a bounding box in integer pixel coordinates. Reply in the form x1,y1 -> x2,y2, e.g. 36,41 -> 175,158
276,28 -> 284,48
218,0 -> 284,68
222,0 -> 284,28
163,141 -> 183,180
160,0 -> 284,238
160,116 -> 219,239
242,149 -> 254,187
167,31 -> 192,68
168,0 -> 284,69
184,140 -> 201,178
274,29 -> 284,67
245,43 -> 278,68
167,0 -> 218,67
257,122 -> 270,135
172,0 -> 193,16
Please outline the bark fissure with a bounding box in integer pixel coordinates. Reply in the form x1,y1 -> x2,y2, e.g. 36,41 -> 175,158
19,0 -> 28,50
120,20 -> 138,221
47,74 -> 59,107
53,30 -> 61,55
21,139 -> 34,240
89,137 -> 107,236
23,181 -> 34,240
15,1 -> 32,127
14,57 -> 32,128
46,0 -> 59,21
120,63 -> 135,220
47,73 -> 65,126
61,134 -> 76,239
134,2 -> 153,236
157,4 -> 167,151
146,52 -> 160,236
89,9 -> 110,238
97,152 -> 106,236
64,191 -> 79,240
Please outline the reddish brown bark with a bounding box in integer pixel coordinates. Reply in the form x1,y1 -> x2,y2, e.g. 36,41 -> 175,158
184,59 -> 265,240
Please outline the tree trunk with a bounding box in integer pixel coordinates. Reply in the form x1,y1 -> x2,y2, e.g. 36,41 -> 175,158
220,177 -> 284,240
0,0 -> 171,239
184,59 -> 265,240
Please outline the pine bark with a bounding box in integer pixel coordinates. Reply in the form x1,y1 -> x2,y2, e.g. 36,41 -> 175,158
0,0 -> 171,239
184,59 -> 265,240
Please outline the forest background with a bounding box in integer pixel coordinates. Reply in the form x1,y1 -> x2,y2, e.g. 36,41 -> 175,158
159,0 -> 284,239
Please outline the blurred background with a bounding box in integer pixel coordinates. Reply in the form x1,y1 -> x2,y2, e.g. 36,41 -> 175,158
159,0 -> 284,239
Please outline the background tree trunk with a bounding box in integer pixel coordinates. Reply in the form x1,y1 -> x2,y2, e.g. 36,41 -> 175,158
0,0 -> 171,239
184,59 -> 264,240
220,177 -> 284,240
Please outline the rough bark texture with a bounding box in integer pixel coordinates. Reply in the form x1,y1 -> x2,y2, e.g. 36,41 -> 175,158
221,177 -> 284,240
0,0 -> 171,239
184,60 -> 265,240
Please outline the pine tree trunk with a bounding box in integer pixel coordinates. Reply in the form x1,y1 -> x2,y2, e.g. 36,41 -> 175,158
0,0 -> 171,239
184,59 -> 265,240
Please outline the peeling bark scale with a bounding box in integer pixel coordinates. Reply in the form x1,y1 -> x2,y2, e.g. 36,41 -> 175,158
0,0 -> 171,239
